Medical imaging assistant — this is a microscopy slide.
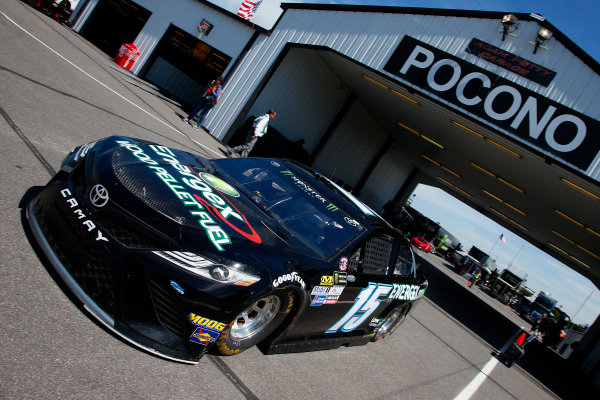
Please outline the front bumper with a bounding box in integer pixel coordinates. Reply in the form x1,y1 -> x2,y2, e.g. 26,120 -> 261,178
26,182 -> 208,364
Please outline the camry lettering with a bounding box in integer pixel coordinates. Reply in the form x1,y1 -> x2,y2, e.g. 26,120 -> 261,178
60,188 -> 108,242
384,36 -> 600,170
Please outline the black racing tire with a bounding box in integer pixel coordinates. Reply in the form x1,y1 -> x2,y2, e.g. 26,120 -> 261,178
371,305 -> 408,342
215,291 -> 294,356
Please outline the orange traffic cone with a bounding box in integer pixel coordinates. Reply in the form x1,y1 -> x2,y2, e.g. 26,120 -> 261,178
515,332 -> 526,347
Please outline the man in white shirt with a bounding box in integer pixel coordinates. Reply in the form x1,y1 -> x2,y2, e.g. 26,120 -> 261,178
227,109 -> 277,158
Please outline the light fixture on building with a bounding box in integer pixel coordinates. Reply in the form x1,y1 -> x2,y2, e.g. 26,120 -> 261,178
500,14 -> 518,41
397,122 -> 445,149
362,75 -> 420,105
531,27 -> 553,54
451,120 -> 522,158
560,177 -> 600,201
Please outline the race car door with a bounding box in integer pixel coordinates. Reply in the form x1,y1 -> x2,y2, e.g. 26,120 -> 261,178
294,231 -> 406,337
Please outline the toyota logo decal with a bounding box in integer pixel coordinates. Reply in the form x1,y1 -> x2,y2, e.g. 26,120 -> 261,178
90,184 -> 109,207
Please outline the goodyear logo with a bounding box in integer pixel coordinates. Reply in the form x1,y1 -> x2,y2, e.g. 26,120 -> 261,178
188,313 -> 227,332
320,275 -> 334,286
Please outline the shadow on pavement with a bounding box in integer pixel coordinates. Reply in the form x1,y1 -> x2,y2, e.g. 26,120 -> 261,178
418,254 -> 597,400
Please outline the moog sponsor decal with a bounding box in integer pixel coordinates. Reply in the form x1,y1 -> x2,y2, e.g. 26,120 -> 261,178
187,313 -> 227,345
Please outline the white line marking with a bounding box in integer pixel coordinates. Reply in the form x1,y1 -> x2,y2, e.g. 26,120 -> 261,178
454,356 -> 500,400
0,11 -> 221,157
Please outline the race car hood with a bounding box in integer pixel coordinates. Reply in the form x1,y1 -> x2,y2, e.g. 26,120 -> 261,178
87,137 -> 297,258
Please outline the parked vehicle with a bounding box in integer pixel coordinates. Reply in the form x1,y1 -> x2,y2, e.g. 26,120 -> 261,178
411,236 -> 432,252
24,136 -> 429,363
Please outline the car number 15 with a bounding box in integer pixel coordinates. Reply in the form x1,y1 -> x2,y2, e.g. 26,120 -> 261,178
326,283 -> 393,333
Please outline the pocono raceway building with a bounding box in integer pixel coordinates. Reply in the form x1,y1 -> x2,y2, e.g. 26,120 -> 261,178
68,0 -> 600,386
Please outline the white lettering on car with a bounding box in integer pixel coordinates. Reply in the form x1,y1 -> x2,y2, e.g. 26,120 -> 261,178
60,188 -> 108,242
273,272 -> 306,288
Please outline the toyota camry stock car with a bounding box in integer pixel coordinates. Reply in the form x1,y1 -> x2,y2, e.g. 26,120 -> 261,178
25,136 -> 428,364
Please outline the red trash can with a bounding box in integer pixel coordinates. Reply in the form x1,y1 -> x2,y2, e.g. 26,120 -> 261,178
114,44 -> 140,71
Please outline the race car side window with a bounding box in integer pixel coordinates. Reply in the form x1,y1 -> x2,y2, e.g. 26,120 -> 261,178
393,242 -> 414,276
361,234 -> 395,275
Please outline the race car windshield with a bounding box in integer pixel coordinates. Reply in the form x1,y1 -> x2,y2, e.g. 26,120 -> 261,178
212,158 -> 365,258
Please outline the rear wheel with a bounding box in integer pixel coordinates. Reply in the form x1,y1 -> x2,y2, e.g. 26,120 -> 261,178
215,291 -> 293,356
371,306 -> 408,342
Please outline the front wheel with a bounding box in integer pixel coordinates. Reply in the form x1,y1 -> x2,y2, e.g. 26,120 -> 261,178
215,291 -> 293,356
371,306 -> 408,342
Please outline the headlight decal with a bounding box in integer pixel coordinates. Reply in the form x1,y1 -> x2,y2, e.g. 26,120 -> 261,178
153,251 -> 260,286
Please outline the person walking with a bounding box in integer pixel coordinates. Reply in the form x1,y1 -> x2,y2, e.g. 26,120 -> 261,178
183,76 -> 224,129
227,109 -> 276,158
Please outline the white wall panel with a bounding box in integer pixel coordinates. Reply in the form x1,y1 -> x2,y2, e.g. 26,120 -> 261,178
311,101 -> 387,192
241,48 -> 350,152
360,145 -> 414,211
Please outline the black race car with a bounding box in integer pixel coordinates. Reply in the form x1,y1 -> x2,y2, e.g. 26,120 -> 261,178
25,136 -> 428,364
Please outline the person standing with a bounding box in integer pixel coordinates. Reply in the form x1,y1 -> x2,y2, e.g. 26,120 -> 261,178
183,76 -> 224,129
227,109 -> 276,158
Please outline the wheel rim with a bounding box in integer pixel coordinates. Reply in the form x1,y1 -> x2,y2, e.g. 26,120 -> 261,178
379,311 -> 401,335
375,310 -> 405,340
229,295 -> 281,341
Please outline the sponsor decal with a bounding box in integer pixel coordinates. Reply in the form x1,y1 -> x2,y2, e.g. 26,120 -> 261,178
324,295 -> 339,305
116,140 -> 261,251
200,172 -> 239,197
329,285 -> 345,295
339,256 -> 348,272
170,280 -> 184,294
388,284 -> 423,301
465,38 -> 556,87
326,203 -> 339,212
347,275 -> 356,283
326,282 -> 393,333
344,217 -> 360,227
311,294 -> 327,306
60,188 -> 108,242
311,286 -> 330,295
272,272 -> 306,288
369,318 -> 383,327
73,142 -> 95,161
333,272 -> 347,285
383,36 -> 600,171
320,275 -> 334,286
188,313 -> 228,332
89,184 -> 109,208
189,327 -> 220,345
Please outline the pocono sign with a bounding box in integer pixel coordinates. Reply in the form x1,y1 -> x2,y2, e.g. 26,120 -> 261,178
384,36 -> 600,171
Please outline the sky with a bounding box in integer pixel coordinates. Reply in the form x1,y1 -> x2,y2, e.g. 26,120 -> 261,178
214,1 -> 600,325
